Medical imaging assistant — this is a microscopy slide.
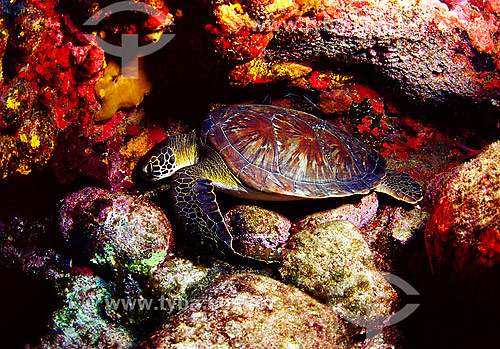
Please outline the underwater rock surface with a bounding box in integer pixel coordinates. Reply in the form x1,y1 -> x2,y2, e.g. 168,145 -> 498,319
294,192 -> 379,231
360,204 -> 429,273
139,273 -> 349,348
226,0 -> 500,108
59,187 -> 173,277
224,204 -> 291,261
38,272 -> 135,348
281,220 -> 398,330
425,141 -> 500,300
0,217 -> 58,275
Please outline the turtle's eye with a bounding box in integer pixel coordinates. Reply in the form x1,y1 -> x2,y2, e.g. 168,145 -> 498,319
143,162 -> 153,175
142,161 -> 159,181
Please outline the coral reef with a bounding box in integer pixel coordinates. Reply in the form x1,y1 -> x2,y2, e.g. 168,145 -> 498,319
38,273 -> 135,348
226,0 -> 500,109
0,0 -> 175,188
425,141 -> 500,300
151,257 -> 213,313
139,273 -> 349,348
0,216 -> 59,275
204,0 -> 293,61
0,0 -> 105,178
361,205 -> 429,273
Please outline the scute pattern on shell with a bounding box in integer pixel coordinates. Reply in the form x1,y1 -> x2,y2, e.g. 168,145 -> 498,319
203,105 -> 386,198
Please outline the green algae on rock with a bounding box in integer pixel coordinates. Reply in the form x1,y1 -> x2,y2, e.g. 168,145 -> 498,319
139,273 -> 348,348
280,220 -> 398,329
224,205 -> 291,262
151,257 -> 287,323
36,259 -> 220,348
38,273 -> 134,348
59,187 -> 173,278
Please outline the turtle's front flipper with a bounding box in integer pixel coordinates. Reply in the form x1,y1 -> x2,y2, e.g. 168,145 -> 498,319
376,169 -> 423,204
171,170 -> 273,266
171,170 -> 232,248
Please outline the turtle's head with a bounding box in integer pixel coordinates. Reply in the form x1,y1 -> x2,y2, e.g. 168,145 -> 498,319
141,130 -> 199,181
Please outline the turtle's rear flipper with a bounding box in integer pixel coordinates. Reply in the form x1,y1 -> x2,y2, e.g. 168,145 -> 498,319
171,170 -> 275,267
376,170 -> 423,204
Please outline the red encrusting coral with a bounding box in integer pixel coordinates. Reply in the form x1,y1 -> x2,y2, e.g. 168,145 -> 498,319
308,71 -> 331,90
206,24 -> 274,61
0,0 -> 105,178
0,0 -> 175,188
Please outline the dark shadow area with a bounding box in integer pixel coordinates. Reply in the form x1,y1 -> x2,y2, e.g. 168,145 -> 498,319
400,284 -> 500,348
0,269 -> 60,348
0,169 -> 62,220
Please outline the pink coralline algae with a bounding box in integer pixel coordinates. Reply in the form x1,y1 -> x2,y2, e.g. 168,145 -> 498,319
224,205 -> 291,261
425,141 -> 500,300
435,0 -> 500,57
293,192 -> 379,231
360,205 -> 429,273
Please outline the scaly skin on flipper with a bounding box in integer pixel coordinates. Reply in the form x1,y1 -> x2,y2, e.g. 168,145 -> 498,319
376,169 -> 423,204
171,170 -> 232,249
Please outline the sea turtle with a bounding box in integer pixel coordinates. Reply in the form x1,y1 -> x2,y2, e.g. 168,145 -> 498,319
140,104 -> 422,261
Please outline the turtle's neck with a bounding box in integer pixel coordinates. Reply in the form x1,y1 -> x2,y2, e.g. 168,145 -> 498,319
175,130 -> 200,167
